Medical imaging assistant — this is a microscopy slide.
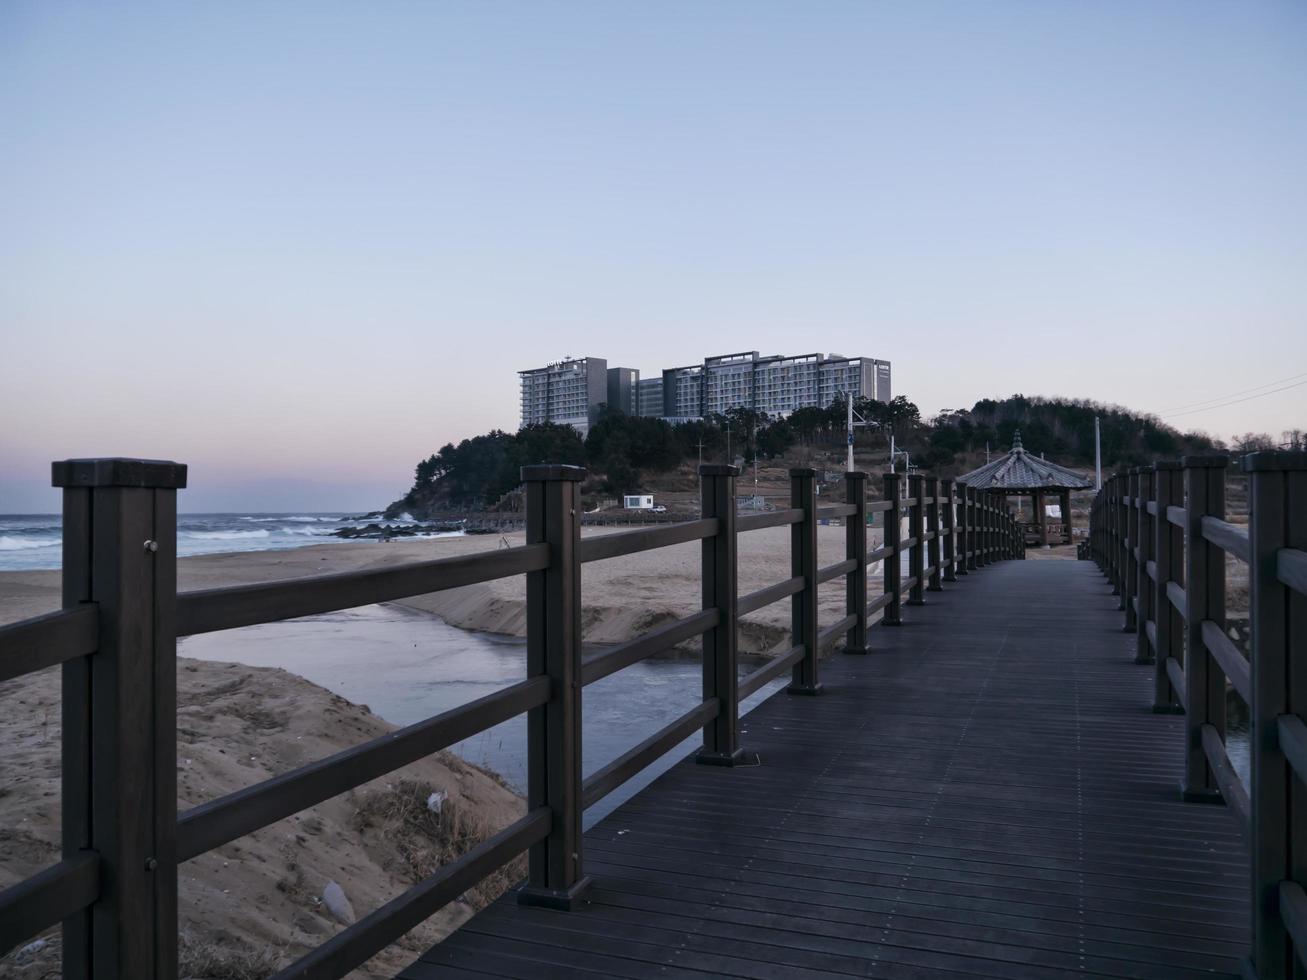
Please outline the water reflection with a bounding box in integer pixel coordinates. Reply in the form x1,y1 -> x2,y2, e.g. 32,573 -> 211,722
178,603 -> 787,826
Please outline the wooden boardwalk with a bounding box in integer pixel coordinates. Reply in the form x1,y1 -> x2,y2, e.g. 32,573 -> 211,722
403,559 -> 1248,980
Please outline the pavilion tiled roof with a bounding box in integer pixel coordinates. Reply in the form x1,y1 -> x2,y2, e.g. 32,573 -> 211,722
956,431 -> 1092,491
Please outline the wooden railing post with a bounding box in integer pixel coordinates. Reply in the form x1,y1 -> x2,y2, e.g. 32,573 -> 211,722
1135,467 -> 1155,665
908,474 -> 925,603
1125,468 -> 1140,632
966,486 -> 978,571
1152,461 -> 1184,713
955,481 -> 968,576
844,471 -> 871,654
698,464 -> 747,763
1117,472 -> 1131,609
52,457 -> 186,980
1181,455 -> 1228,804
788,468 -> 822,694
942,478 -> 958,582
883,473 -> 902,625
1244,451 -> 1307,978
926,477 -> 943,591
519,463 -> 592,909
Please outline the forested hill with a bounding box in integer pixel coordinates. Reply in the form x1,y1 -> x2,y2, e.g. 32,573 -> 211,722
388,395 -> 1220,517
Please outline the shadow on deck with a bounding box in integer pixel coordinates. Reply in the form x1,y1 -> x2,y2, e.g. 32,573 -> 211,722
403,560 -> 1248,979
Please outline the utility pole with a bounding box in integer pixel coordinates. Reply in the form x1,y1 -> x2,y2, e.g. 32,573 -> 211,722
725,421 -> 732,464
1094,415 -> 1102,490
845,392 -> 876,473
888,433 -> 908,474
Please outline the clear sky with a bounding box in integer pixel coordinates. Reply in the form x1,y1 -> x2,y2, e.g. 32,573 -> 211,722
3,1 -> 1304,512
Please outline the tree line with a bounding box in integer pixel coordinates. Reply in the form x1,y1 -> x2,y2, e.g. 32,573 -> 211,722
399,394 -> 1235,512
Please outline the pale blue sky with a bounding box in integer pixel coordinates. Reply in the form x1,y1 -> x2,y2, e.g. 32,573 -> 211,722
2,1 -> 1304,511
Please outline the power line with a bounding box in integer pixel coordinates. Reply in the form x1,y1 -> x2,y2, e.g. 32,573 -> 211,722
1163,377 -> 1307,419
1157,370 -> 1307,414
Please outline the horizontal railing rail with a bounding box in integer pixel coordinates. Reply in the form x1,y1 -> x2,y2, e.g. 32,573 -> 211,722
0,455 -> 1027,976
0,604 -> 99,684
1089,450 -> 1307,979
177,544 -> 549,636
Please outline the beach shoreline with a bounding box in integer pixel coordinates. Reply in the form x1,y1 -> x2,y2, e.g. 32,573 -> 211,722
0,523 -> 881,656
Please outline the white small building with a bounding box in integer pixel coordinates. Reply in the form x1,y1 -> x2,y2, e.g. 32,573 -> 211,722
623,494 -> 654,510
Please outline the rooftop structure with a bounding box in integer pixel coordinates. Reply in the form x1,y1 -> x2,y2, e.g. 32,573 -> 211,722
957,430 -> 1092,546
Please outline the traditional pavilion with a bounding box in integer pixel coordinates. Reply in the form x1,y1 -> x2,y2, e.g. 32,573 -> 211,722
956,431 -> 1092,547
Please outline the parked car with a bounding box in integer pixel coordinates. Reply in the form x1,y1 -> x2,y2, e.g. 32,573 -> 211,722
651,504 -> 668,514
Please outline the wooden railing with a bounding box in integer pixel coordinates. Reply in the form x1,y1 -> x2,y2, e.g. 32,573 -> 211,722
1088,451 -> 1307,979
0,457 -> 1024,978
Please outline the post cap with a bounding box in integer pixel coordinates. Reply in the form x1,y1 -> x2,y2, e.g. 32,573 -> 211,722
843,470 -> 868,481
1241,451 -> 1307,473
1181,454 -> 1229,469
1153,460 -> 1182,470
52,458 -> 187,489
788,467 -> 817,478
698,464 -> 739,477
520,464 -> 586,482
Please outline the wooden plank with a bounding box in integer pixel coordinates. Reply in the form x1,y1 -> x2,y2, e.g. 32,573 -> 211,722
817,503 -> 857,519
417,560 -> 1249,980
816,614 -> 857,651
866,591 -> 893,616
1276,714 -> 1307,789
1166,505 -> 1186,528
577,519 -> 718,564
1278,547 -> 1307,597
1201,516 -> 1252,564
815,557 -> 856,585
736,509 -> 803,533
0,853 -> 99,958
867,500 -> 894,514
1166,581 -> 1186,618
0,605 -> 99,684
273,809 -> 548,980
866,545 -> 895,564
1276,880 -> 1307,972
580,609 -> 718,686
1202,723 -> 1251,828
582,700 -> 719,808
738,577 -> 804,617
737,645 -> 804,700
1201,620 -> 1251,705
177,543 -> 549,635
178,677 -> 548,861
1166,658 -> 1187,709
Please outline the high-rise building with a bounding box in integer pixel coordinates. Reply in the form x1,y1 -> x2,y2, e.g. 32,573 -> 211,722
518,357 -> 609,435
637,377 -> 664,417
607,367 -> 639,417
522,351 -> 891,430
662,364 -> 705,419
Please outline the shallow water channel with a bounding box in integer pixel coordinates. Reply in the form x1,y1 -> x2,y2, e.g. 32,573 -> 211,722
179,603 -> 788,827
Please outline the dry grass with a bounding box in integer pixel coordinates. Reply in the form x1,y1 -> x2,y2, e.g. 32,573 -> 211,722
179,930 -> 286,980
351,779 -> 524,908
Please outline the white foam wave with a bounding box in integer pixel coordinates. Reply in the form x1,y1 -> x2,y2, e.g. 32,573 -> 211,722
181,529 -> 271,541
241,515 -> 337,523
0,535 -> 60,551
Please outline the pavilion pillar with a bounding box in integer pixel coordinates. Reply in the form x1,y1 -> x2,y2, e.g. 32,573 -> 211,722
1037,490 -> 1049,547
1061,489 -> 1072,545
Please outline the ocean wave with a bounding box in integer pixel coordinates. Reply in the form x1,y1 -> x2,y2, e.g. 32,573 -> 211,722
240,515 -> 338,523
180,529 -> 271,541
0,535 -> 60,551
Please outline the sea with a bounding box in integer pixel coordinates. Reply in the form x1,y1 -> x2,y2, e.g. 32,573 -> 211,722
0,513 -> 458,572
